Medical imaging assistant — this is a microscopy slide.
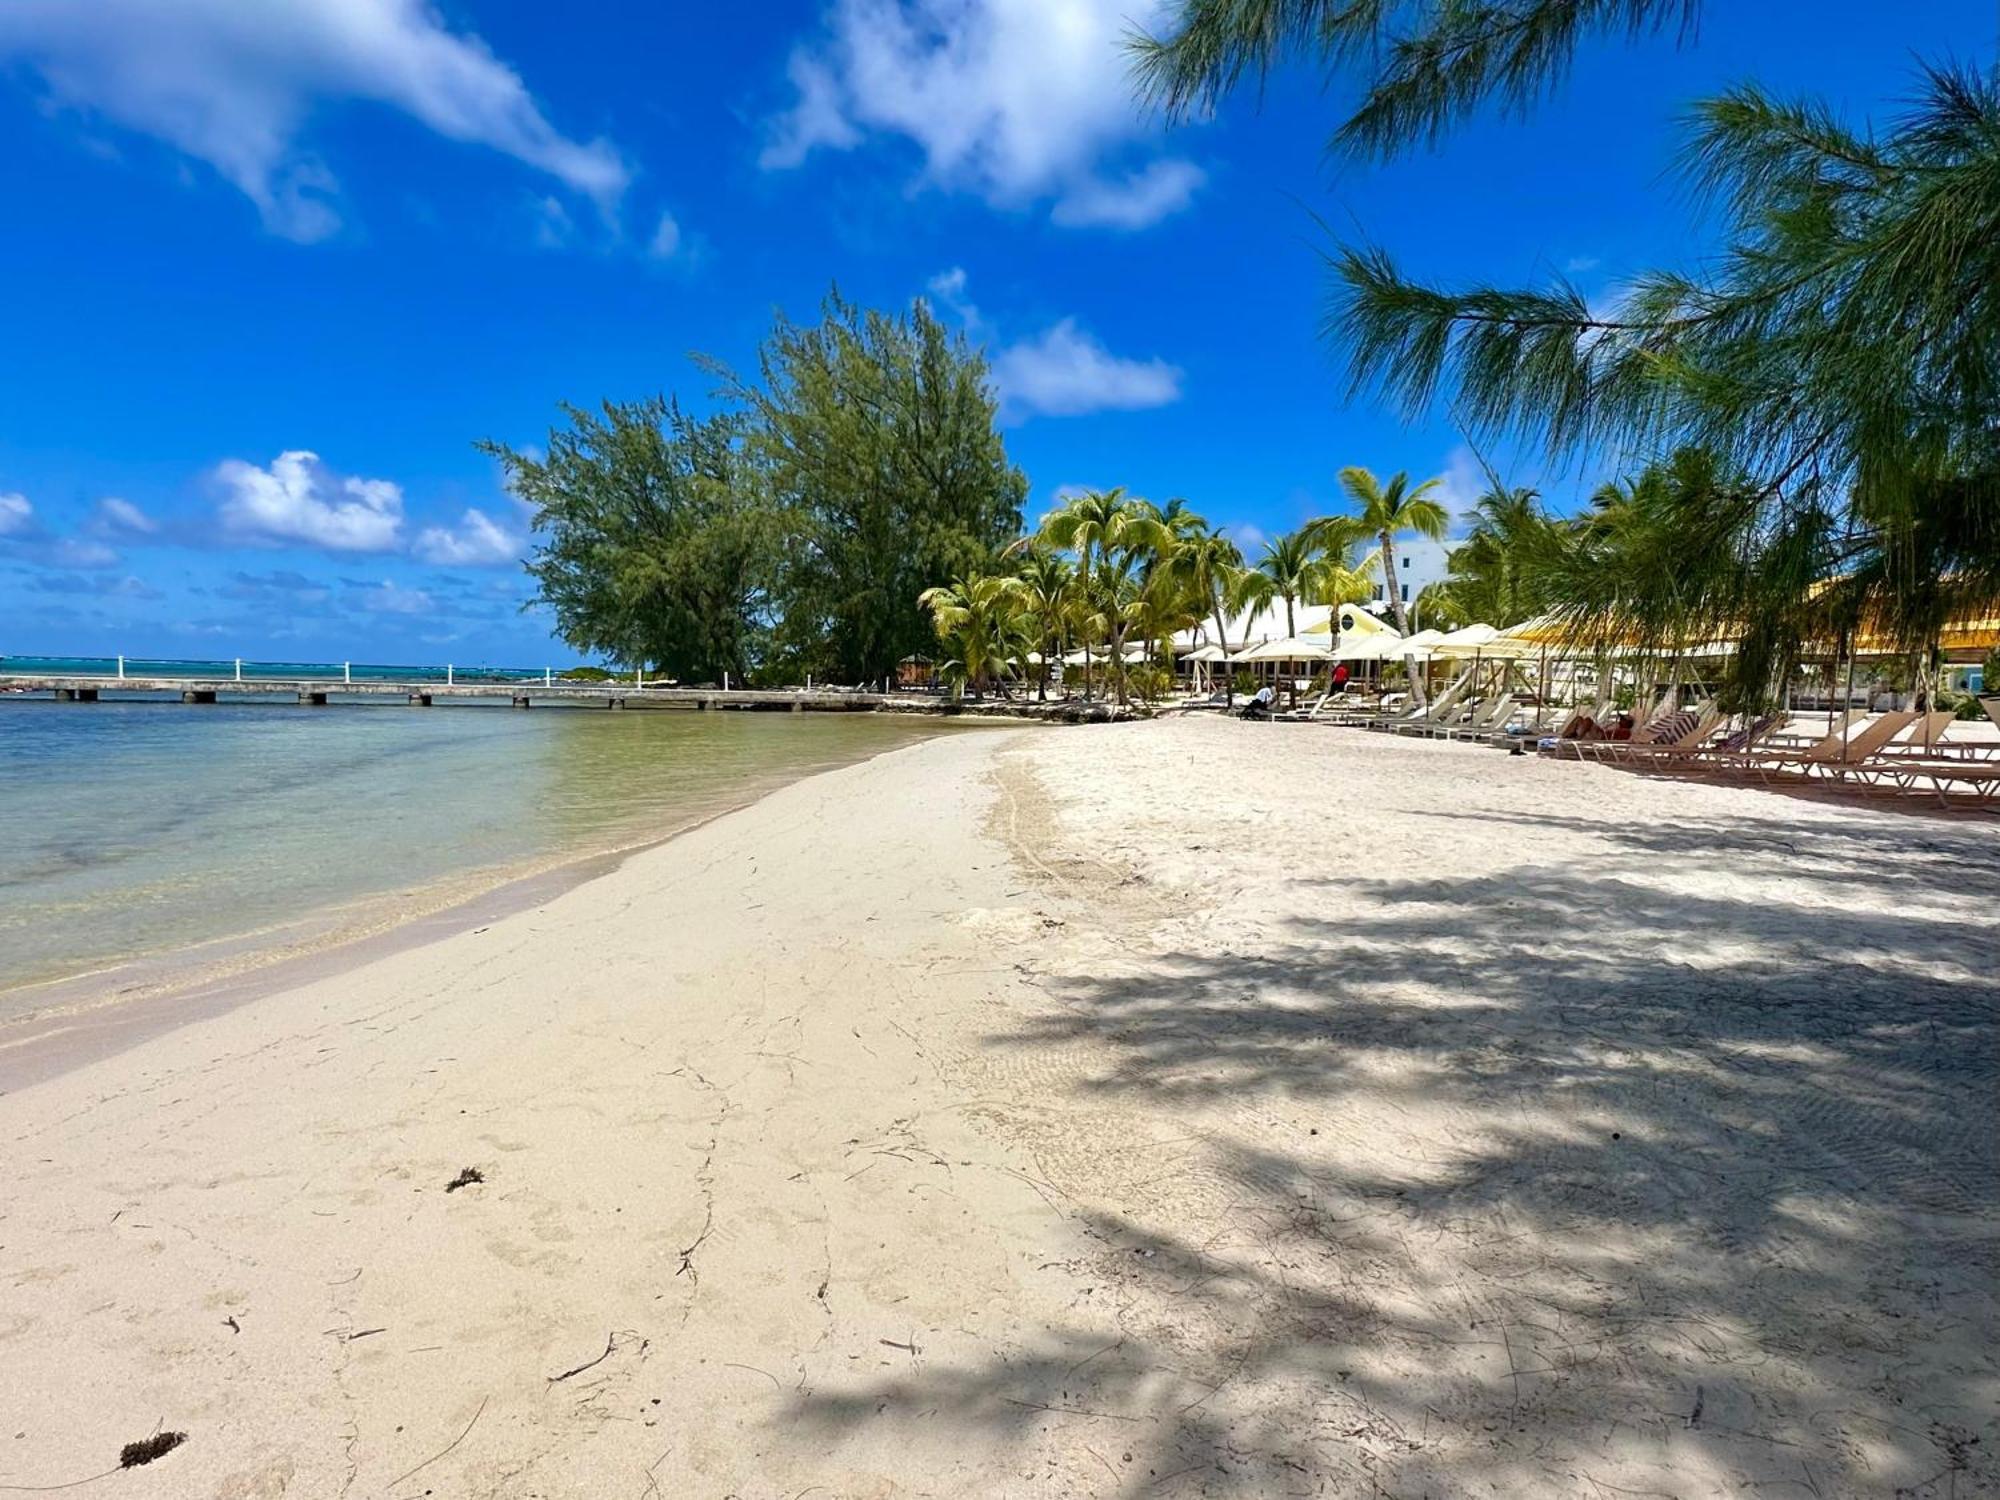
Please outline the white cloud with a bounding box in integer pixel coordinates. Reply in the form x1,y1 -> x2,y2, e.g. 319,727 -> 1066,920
924,264 -> 986,334
764,0 -> 1200,228
0,492 -> 121,567
1564,255 -> 1601,274
1225,521 -> 1268,554
1433,444 -> 1488,534
215,450 -> 405,553
90,496 -> 157,536
413,507 -> 524,567
990,318 -> 1183,420
647,210 -> 682,259
1051,160 -> 1206,229
0,0 -> 629,241
350,579 -> 435,615
51,537 -> 120,569
531,194 -> 575,249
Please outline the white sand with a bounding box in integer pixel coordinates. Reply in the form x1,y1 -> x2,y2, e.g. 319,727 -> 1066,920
0,719 -> 1993,1496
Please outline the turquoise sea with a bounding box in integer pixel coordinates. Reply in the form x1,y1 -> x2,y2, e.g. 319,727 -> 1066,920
0,698 -> 972,1007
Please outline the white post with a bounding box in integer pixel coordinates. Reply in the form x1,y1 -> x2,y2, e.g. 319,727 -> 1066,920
235,658 -> 243,683
806,674 -> 812,691
723,670 -> 730,692
634,662 -> 642,688
544,667 -> 551,687
447,663 -> 453,686
117,654 -> 125,680
344,661 -> 351,685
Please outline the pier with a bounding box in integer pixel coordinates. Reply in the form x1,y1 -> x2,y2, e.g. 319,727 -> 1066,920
0,656 -> 1131,720
12,673 -> 904,712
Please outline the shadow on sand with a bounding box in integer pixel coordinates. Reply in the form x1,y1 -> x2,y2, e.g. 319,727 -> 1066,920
786,803 -> 1998,1496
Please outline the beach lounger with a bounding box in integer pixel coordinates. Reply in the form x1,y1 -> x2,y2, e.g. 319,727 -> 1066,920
1382,670 -> 1474,735
1332,691 -> 1406,727
1440,692 -> 1517,742
1563,692 -> 1684,762
1846,756 -> 2000,807
1748,710 -> 1921,783
1598,704 -> 1723,764
1537,697 -> 1615,751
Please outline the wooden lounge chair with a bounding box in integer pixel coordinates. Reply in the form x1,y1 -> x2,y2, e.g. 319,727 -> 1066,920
1565,692 -> 1683,762
1849,756 -> 2000,807
1751,710 -> 1921,783
1538,696 -> 1614,751
1600,704 -> 1723,764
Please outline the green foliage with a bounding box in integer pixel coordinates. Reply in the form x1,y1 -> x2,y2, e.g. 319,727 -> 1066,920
1306,467 -> 1448,634
1253,530 -> 1318,636
503,289 -> 1025,688
1984,645 -> 2000,693
918,572 -> 1027,696
1127,663 -> 1174,702
1133,1 -> 1999,717
703,289 -> 1027,684
1035,487 -> 1178,702
1328,67 -> 2000,680
1132,0 -> 1700,160
1231,670 -> 1260,697
483,399 -> 773,684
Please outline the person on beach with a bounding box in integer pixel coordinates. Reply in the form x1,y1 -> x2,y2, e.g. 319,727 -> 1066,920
1241,684 -> 1275,719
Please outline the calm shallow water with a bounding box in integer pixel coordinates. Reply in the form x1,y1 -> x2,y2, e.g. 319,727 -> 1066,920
0,699 -> 975,1000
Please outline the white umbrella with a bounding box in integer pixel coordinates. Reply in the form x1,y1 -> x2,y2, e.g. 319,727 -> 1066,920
1429,623 -> 1503,658
1060,645 -> 1146,665
1332,633 -> 1421,662
1229,635 -> 1334,664
1182,644 -> 1230,663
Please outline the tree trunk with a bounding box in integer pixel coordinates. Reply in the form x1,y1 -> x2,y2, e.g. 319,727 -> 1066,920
1381,530 -> 1425,707
1211,595 -> 1234,705
1284,596 -> 1295,637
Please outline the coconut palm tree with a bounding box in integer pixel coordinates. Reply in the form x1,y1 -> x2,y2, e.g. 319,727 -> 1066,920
1255,530 -> 1319,637
1163,523 -> 1247,651
1036,487 -> 1172,703
918,573 -> 1025,700
1012,549 -> 1075,702
1318,467 -> 1450,637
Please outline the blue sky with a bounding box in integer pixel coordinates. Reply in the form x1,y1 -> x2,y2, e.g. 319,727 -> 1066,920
0,0 -> 1985,665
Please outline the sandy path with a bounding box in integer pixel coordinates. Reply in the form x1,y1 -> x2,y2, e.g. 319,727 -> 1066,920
1,718 -> 1994,1498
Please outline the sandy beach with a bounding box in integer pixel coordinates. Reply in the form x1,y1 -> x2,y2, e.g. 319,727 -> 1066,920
2,718 -> 1994,1497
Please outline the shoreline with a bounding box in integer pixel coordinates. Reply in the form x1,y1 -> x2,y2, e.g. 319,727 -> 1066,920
0,720 -> 1014,1094
0,718 -> 1990,1497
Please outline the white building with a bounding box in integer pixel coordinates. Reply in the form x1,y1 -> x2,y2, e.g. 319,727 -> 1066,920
1362,536 -> 1453,623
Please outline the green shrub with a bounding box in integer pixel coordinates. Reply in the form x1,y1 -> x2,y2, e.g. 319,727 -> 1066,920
1231,670 -> 1259,697
1127,664 -> 1173,702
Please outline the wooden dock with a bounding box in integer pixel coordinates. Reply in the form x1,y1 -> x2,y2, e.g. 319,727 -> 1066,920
2,674 -> 907,711
0,674 -> 1126,720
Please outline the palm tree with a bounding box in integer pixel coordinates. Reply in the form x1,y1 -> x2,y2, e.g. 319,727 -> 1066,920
1304,471 -> 1447,702
1012,549 -> 1075,702
1255,530 -> 1318,638
918,573 -> 1025,700
1324,467 -> 1449,636
1036,487 -> 1172,703
1164,520 -> 1246,645
1439,482 -> 1557,628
